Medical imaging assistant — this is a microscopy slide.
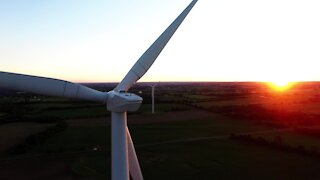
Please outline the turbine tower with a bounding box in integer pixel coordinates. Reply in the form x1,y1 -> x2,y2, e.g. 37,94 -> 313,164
150,82 -> 158,114
0,1 -> 197,179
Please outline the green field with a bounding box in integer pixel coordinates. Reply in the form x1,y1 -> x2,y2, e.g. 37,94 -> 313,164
1,82 -> 320,179
3,113 -> 318,179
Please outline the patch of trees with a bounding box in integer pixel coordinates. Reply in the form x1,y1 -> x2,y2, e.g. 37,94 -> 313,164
210,104 -> 297,121
191,103 -> 319,127
0,102 -> 110,124
229,134 -> 320,158
1,114 -> 61,124
8,122 -> 69,155
205,92 -> 249,100
295,127 -> 320,138
166,105 -> 190,112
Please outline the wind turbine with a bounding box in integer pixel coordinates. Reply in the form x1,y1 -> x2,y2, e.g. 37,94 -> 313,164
150,82 -> 158,114
0,0 -> 197,179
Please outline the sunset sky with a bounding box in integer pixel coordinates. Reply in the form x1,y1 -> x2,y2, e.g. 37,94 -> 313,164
1,0 -> 320,83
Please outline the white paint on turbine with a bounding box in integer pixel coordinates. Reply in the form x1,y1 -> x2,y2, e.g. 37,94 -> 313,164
0,1 -> 198,180
127,127 -> 143,180
115,0 -> 198,92
150,83 -> 158,114
0,71 -> 107,102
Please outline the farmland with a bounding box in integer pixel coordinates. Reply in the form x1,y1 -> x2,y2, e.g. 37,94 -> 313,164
0,82 -> 320,179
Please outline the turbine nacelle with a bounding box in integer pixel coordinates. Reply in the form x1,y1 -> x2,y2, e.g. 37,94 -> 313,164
0,1 -> 197,179
107,91 -> 143,112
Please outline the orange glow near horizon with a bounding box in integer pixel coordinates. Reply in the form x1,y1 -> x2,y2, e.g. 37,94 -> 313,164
267,81 -> 296,92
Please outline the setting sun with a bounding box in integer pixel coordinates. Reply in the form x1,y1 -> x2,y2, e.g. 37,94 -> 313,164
267,80 -> 295,91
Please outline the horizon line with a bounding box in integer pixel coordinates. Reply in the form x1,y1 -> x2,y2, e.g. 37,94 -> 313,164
79,80 -> 320,84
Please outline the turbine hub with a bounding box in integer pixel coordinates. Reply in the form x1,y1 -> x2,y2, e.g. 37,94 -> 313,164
106,91 -> 143,112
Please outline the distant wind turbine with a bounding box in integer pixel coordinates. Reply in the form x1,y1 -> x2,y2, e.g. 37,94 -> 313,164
150,82 -> 158,114
0,0 -> 197,179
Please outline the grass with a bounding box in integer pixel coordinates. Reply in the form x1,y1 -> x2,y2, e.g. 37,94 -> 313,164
2,82 -> 320,179
183,94 -> 215,100
0,122 -> 54,155
251,131 -> 320,150
129,118 -> 269,144
16,114 -> 320,179
1,100 -> 190,122
138,103 -> 191,115
138,139 -> 320,180
198,100 -> 252,108
33,103 -> 189,120
19,102 -> 91,109
0,99 -> 108,122
69,153 -> 110,179
33,106 -> 109,120
33,127 -> 109,153
30,129 -> 320,179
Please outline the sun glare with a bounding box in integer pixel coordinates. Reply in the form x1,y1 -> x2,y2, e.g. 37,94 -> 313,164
267,80 -> 295,91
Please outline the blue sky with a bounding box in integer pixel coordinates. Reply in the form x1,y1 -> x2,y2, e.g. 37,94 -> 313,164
1,0 -> 320,83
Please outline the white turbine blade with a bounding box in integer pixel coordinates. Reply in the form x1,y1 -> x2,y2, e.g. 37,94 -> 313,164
115,0 -> 198,92
127,127 -> 143,180
0,71 -> 107,103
